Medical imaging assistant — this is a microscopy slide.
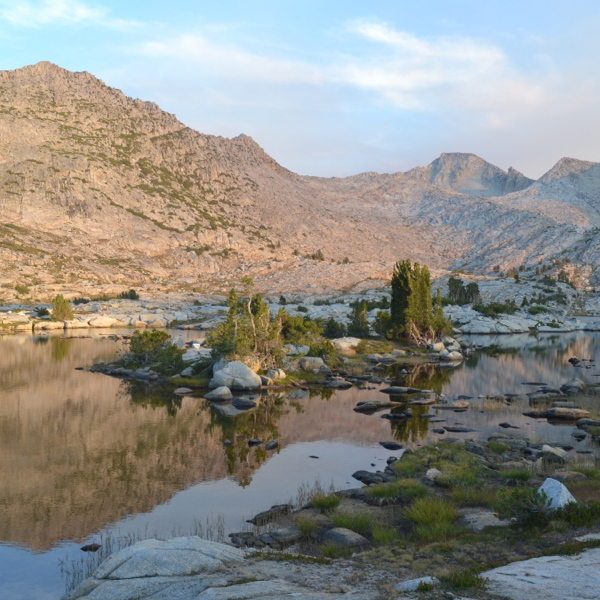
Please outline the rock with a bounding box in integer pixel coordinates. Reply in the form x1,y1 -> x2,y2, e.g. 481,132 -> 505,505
247,504 -> 291,526
379,441 -> 404,450
352,470 -> 386,485
180,366 -> 194,377
354,400 -> 394,413
319,364 -> 333,376
299,356 -> 324,370
523,407 -> 590,419
204,386 -> 233,401
484,548 -> 600,600
173,387 -> 193,395
394,576 -> 440,592
208,361 -> 262,390
498,422 -> 519,429
260,375 -> 273,386
424,468 -> 442,483
540,445 -> 571,464
269,526 -> 302,545
576,418 -> 600,430
560,377 -> 585,395
429,341 -> 445,352
539,477 -> 577,509
247,438 -> 262,446
331,337 -> 361,352
321,527 -> 370,548
81,543 -> 101,552
232,397 -> 257,410
459,508 -> 510,532
264,440 -> 279,451
444,426 -> 476,433
266,368 -> 286,380
439,349 -> 463,362
380,386 -> 429,395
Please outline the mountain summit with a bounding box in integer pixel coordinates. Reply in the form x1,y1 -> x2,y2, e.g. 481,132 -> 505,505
406,152 -> 534,197
0,62 -> 599,296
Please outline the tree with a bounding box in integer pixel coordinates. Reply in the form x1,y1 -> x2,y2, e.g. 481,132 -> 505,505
348,300 -> 370,337
390,259 -> 412,335
51,294 -> 74,321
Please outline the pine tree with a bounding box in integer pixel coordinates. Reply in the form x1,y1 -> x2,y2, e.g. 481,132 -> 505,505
390,259 -> 412,334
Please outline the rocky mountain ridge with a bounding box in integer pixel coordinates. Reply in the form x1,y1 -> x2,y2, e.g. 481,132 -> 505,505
0,62 -> 599,300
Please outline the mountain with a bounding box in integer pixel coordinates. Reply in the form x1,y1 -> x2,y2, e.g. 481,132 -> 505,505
405,152 -> 534,198
0,61 -> 599,299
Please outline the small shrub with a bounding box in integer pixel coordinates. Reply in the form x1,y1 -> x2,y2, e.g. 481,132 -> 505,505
406,497 -> 458,527
119,289 -> 140,300
128,330 -> 184,374
36,307 -> 50,317
331,511 -> 374,535
502,469 -> 532,484
442,569 -> 488,590
312,493 -> 341,513
393,455 -> 424,478
72,297 -> 90,305
450,487 -> 497,507
367,479 -> 429,502
416,581 -> 435,592
494,486 -> 552,526
371,525 -> 399,544
487,440 -> 510,454
320,542 -> 351,558
296,516 -> 319,539
15,284 -> 29,295
51,294 -> 74,321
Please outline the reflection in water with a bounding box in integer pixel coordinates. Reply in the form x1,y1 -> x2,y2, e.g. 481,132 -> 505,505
1,329 -> 600,599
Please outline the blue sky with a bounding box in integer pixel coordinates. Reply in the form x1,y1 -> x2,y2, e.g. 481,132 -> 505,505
0,0 -> 599,178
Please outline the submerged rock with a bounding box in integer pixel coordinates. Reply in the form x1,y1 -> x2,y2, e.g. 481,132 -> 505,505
208,361 -> 262,390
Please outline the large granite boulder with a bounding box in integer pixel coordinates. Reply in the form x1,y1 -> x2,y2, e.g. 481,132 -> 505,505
208,361 -> 262,390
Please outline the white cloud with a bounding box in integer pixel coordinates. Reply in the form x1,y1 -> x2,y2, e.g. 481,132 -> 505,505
0,0 -> 136,29
141,34 -> 324,85
342,20 -> 547,117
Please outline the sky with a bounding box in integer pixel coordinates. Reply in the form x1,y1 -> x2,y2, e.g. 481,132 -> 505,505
0,0 -> 599,179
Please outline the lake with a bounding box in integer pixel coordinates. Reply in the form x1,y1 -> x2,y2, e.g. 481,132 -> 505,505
0,328 -> 599,599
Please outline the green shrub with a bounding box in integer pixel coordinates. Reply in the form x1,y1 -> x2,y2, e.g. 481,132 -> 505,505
72,297 -> 90,305
442,569 -> 488,590
331,511 -> 374,535
296,516 -> 319,539
311,493 -> 341,513
487,440 -> 510,454
406,497 -> 458,527
128,330 -> 184,374
51,294 -> 74,321
371,525 -> 399,544
367,479 -> 428,502
393,455 -> 425,478
15,284 -> 29,295
36,307 -> 50,317
502,469 -> 532,484
494,486 -> 552,526
119,289 -> 140,300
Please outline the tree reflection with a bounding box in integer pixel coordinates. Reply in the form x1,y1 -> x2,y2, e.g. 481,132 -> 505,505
50,338 -> 72,362
205,393 -> 288,487
388,363 -> 456,393
128,381 -> 184,416
388,404 -> 431,443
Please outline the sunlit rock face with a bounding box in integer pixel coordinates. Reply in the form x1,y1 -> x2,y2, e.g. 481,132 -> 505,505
1,62 -> 600,297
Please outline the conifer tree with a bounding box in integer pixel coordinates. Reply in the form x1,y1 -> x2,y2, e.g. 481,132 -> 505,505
390,259 -> 412,334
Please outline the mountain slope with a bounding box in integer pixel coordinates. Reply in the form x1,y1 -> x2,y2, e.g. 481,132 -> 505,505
0,62 -> 599,298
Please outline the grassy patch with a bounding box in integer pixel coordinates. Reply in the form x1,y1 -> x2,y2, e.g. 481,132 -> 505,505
331,511 -> 374,535
320,542 -> 352,559
441,569 -> 488,591
367,479 -> 429,502
312,494 -> 341,513
502,469 -> 532,484
487,440 -> 510,454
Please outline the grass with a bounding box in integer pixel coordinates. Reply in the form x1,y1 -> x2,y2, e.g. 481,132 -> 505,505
311,493 -> 341,513
487,440 -> 511,454
502,469 -> 532,484
367,479 -> 429,502
406,497 -> 461,542
371,525 -> 400,544
331,511 -> 374,535
450,486 -> 498,507
296,516 -> 319,539
441,569 -> 488,591
393,455 -> 424,478
320,542 -> 353,559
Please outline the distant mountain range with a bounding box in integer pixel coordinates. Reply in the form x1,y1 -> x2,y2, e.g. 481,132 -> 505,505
0,61 -> 598,299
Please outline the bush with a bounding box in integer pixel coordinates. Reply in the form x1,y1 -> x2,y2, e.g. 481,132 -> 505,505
36,307 -> 50,317
119,289 -> 140,300
312,493 -> 341,513
494,486 -> 552,526
51,294 -> 74,321
72,297 -> 90,305
323,317 -> 347,339
128,330 -> 184,374
15,284 -> 29,295
331,511 -> 374,535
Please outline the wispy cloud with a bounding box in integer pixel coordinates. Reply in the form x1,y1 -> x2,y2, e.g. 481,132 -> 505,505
0,0 -> 137,29
341,20 -> 547,117
138,20 -> 549,124
141,34 -> 324,85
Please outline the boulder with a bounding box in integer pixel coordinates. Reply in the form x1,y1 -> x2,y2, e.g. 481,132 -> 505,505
208,361 -> 262,390
394,576 -> 440,592
299,356 -> 324,370
439,349 -> 463,361
232,397 -> 258,410
523,408 -> 590,420
560,377 -> 586,395
266,368 -> 286,380
540,445 -> 571,464
204,386 -> 233,402
539,478 -> 577,510
331,337 -> 361,352
321,527 -> 370,548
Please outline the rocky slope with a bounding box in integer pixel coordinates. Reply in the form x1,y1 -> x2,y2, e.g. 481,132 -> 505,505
0,62 -> 599,300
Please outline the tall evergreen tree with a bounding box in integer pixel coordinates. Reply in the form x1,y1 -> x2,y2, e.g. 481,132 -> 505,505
390,259 -> 412,333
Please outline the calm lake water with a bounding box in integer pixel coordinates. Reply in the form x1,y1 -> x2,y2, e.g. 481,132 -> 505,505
1,328 -> 599,599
